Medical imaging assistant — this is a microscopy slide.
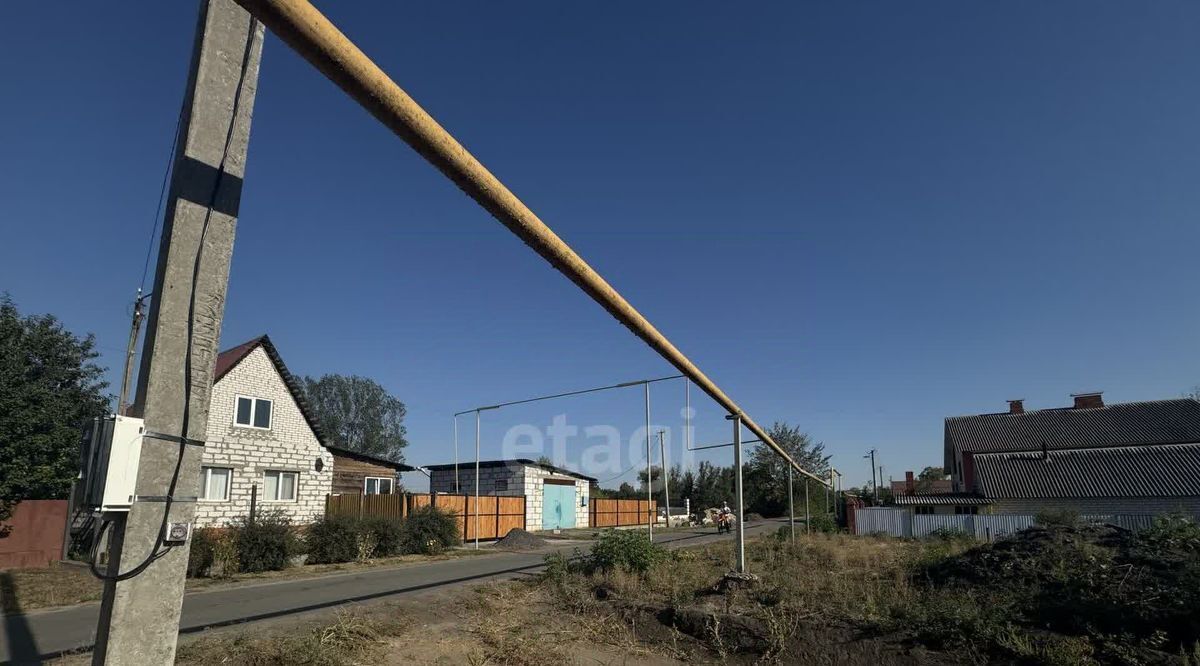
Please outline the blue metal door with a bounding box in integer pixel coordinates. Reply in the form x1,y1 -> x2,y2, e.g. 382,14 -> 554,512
541,483 -> 577,530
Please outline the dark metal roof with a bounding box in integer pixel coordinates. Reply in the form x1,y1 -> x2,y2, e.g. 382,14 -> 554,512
945,399 -> 1200,470
893,494 -> 992,506
973,443 -> 1200,499
326,445 -> 415,472
423,459 -> 597,482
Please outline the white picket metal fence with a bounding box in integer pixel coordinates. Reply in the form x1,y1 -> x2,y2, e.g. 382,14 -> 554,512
855,509 -> 1165,540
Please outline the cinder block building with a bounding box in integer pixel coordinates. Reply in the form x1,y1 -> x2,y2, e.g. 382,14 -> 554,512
425,460 -> 595,531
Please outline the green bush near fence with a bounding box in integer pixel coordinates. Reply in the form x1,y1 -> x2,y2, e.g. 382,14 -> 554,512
361,516 -> 406,557
306,514 -> 361,564
229,510 -> 299,573
398,506 -> 461,555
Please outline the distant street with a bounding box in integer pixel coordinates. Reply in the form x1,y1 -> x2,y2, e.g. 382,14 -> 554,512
1,520 -> 784,664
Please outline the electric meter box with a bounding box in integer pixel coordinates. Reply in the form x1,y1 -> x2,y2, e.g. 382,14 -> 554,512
80,415 -> 145,512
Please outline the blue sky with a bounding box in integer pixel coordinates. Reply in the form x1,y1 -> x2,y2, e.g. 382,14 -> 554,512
2,2 -> 1198,492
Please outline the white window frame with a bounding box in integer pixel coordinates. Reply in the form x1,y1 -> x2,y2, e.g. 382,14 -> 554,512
200,466 -> 232,502
234,395 -> 273,430
263,470 -> 299,502
364,477 -> 394,495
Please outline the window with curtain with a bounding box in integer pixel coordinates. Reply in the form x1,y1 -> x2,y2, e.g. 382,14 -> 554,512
200,467 -> 231,501
364,477 -> 393,495
264,470 -> 297,501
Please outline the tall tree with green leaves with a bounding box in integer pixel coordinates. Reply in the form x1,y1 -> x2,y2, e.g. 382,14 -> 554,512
0,296 -> 110,522
746,421 -> 831,517
300,374 -> 408,462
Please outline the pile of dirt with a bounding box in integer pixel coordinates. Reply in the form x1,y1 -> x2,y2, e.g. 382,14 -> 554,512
494,528 -> 549,551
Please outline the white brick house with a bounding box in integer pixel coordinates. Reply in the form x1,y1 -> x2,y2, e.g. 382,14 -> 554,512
195,336 -> 333,527
426,460 -> 594,531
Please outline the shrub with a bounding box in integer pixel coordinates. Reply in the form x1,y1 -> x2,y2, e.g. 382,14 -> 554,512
229,510 -> 298,573
307,515 -> 360,564
928,526 -> 973,542
809,513 -> 838,534
399,506 -> 461,555
361,516 -> 405,557
187,527 -> 217,578
187,527 -> 238,578
585,529 -> 665,574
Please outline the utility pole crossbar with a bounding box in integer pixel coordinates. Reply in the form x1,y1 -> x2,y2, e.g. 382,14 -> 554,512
230,0 -> 830,488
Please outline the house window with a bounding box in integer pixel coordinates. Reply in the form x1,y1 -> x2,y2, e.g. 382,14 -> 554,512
954,506 -> 979,515
364,477 -> 393,495
264,470 -> 298,501
495,479 -> 508,492
235,396 -> 273,429
914,506 -> 933,515
200,467 -> 231,501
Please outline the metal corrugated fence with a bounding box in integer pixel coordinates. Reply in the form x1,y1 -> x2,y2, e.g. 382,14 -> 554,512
856,511 -> 1174,540
853,508 -> 912,537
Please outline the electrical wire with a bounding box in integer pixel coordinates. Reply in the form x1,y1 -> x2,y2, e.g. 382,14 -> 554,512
139,95 -> 186,292
91,16 -> 259,583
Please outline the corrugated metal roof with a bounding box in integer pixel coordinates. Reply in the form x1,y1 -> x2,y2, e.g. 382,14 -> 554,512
893,494 -> 992,506
974,442 -> 1200,499
945,399 -> 1200,470
424,459 -> 597,482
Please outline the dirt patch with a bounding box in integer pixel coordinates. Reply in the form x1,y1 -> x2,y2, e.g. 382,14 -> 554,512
494,528 -> 549,551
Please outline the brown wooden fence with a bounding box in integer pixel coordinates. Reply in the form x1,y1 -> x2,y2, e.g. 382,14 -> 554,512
589,498 -> 656,528
326,493 -> 526,541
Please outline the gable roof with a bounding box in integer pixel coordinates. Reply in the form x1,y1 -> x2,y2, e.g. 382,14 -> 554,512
945,398 -> 1200,470
973,442 -> 1200,500
214,335 -> 329,446
423,459 -> 598,483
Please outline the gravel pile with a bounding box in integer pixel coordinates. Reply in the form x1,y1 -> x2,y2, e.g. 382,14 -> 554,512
495,528 -> 549,551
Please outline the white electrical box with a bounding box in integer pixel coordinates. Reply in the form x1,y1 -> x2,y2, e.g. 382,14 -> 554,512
80,415 -> 144,512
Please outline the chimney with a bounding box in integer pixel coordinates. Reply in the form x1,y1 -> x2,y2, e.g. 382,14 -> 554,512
905,471 -> 914,495
1072,391 -> 1104,409
1007,399 -> 1024,414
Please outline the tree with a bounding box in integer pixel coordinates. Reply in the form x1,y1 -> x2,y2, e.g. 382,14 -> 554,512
300,374 -> 408,462
0,296 -> 110,522
616,482 -> 637,499
746,422 -> 830,517
636,465 -> 663,493
915,466 -> 947,493
1187,386 -> 1200,401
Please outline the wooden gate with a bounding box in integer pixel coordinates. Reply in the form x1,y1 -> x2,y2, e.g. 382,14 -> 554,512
589,498 -> 656,528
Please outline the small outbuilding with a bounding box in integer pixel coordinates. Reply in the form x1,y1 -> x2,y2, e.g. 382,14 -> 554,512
424,459 -> 596,531
328,445 -> 415,495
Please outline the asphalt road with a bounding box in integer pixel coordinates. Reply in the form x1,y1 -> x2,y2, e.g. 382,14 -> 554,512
1,520 -> 784,664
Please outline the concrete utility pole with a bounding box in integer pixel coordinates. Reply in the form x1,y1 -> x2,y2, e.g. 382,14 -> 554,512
93,2 -> 262,664
865,449 -> 878,505
117,289 -> 148,415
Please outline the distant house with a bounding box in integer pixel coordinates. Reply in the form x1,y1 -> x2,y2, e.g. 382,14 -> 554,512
890,471 -> 952,496
425,459 -> 595,531
928,393 -> 1200,517
197,335 -> 411,528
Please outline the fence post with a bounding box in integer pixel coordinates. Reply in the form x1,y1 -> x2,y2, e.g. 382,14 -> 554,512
249,484 -> 257,525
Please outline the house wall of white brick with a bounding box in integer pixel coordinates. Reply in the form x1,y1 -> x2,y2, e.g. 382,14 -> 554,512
428,463 -> 591,531
196,346 -> 333,527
